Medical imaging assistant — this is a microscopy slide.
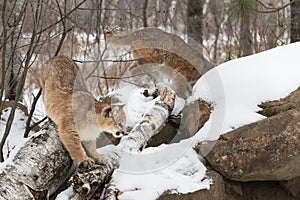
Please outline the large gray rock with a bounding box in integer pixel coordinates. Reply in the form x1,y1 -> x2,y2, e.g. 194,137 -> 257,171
199,107 -> 300,182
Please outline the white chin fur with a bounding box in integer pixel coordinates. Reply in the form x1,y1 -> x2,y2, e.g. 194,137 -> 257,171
78,126 -> 101,141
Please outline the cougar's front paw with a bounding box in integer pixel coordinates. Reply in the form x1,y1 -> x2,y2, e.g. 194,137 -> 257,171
78,157 -> 95,170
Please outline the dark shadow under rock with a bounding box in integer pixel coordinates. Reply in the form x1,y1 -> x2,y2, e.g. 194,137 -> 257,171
280,176 -> 300,199
225,180 -> 298,200
240,181 -> 297,200
148,100 -> 211,147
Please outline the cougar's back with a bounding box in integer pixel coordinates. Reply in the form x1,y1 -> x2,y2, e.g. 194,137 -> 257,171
40,56 -> 88,123
40,56 -> 87,93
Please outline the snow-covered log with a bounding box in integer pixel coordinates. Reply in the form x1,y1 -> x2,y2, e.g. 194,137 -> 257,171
103,179 -> 118,200
0,124 -> 75,199
116,87 -> 175,151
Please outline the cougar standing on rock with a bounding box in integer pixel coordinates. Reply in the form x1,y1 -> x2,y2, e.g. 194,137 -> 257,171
40,56 -> 124,166
106,28 -> 213,98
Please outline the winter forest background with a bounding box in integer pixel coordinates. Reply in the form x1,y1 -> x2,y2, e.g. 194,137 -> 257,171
0,0 -> 300,198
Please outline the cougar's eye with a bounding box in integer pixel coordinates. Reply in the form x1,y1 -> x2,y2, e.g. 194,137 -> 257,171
103,107 -> 112,118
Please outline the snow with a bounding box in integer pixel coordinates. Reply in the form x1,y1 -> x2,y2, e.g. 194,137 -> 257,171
116,86 -> 158,128
189,42 -> 300,136
0,107 -> 32,169
23,88 -> 46,123
112,144 -> 210,200
56,186 -> 74,200
109,86 -> 186,128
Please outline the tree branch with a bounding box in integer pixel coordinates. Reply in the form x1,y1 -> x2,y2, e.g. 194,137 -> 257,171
255,0 -> 295,13
24,88 -> 42,138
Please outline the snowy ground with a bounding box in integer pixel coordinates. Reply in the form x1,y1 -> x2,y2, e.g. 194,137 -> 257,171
0,107 -> 32,169
2,42 -> 300,199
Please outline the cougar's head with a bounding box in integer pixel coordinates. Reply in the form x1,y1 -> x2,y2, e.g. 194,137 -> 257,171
95,101 -> 125,138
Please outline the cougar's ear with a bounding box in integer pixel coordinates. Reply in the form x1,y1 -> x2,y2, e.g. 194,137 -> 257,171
102,105 -> 112,118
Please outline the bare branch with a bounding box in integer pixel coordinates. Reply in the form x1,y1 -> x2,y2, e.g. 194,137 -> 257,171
0,0 -> 43,161
77,7 -> 145,11
36,0 -> 86,35
73,58 -> 144,63
24,88 -> 42,138
0,0 -> 8,116
255,0 -> 295,13
54,0 -> 72,56
88,69 -> 162,80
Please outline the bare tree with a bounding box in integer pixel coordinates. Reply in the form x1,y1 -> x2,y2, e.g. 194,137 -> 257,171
228,0 -> 257,57
0,0 -> 23,103
187,0 -> 204,45
290,0 -> 300,42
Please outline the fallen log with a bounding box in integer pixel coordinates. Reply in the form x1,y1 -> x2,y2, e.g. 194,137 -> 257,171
0,124 -> 75,199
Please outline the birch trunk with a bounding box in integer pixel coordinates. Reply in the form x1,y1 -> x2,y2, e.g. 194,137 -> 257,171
0,124 -> 75,199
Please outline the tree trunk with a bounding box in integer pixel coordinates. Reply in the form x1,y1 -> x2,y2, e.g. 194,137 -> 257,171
240,16 -> 252,57
143,0 -> 148,27
187,0 -> 204,45
290,0 -> 300,43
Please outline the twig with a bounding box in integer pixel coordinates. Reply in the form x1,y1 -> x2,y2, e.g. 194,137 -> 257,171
88,69 -> 161,80
0,0 -> 42,161
143,0 -> 148,27
54,0 -> 71,57
77,8 -> 145,11
0,0 -> 8,119
73,58 -> 144,63
255,0 -> 295,13
24,88 -> 42,138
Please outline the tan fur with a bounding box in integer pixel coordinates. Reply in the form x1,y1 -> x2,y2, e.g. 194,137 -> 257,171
40,56 -> 124,165
107,28 -> 213,79
129,48 -> 201,85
